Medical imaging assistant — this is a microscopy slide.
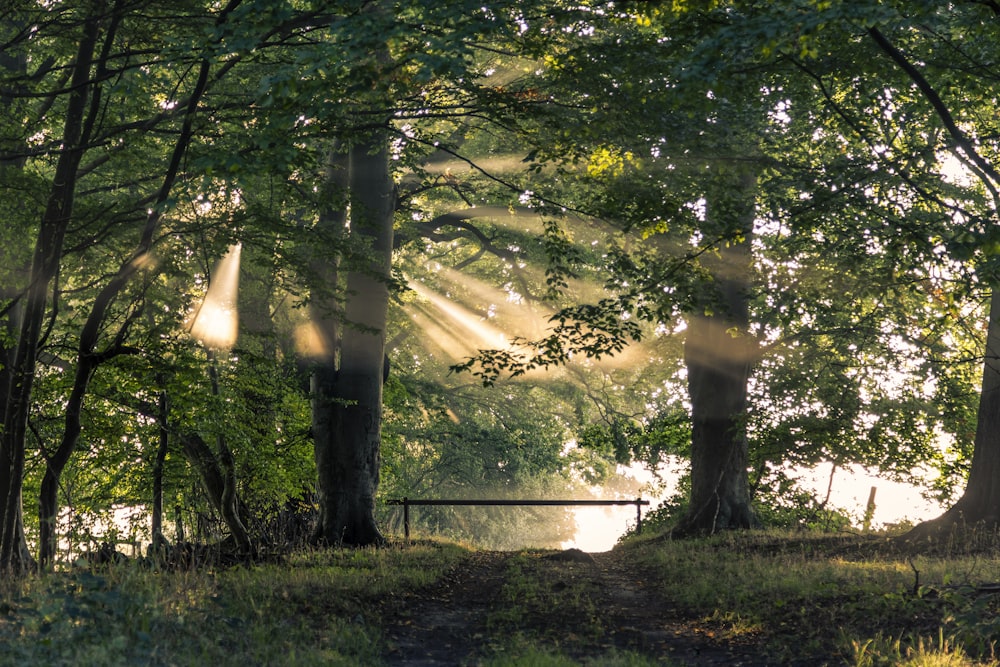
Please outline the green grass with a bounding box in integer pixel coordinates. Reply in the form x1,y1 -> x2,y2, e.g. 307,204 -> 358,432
2,531 -> 1000,665
625,529 -> 1000,664
0,542 -> 466,666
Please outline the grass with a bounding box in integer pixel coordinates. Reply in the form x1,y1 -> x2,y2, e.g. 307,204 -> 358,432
1,530 -> 1000,664
627,529 -> 1000,664
0,542 -> 467,666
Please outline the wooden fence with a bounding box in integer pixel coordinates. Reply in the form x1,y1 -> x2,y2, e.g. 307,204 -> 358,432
386,498 -> 651,540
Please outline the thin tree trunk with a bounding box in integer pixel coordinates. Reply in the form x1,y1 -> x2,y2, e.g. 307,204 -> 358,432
0,9 -> 102,572
151,388 -> 169,547
206,351 -> 252,553
0,14 -> 34,573
177,427 -> 251,552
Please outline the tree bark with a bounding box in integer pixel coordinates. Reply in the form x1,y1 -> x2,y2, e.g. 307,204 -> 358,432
151,388 -> 170,547
905,288 -> 1000,540
672,170 -> 759,537
0,13 -> 35,574
0,8 -> 102,572
308,147 -> 348,542
312,135 -> 394,547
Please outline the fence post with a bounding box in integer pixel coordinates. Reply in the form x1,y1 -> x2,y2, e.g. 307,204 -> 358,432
403,497 -> 410,540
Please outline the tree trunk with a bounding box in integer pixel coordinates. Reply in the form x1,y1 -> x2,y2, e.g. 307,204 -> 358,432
178,427 -> 252,551
151,388 -> 169,547
308,147 -> 348,543
0,10 -> 102,572
0,16 -> 35,574
905,288 -> 1000,540
673,170 -> 759,537
312,135 -> 394,547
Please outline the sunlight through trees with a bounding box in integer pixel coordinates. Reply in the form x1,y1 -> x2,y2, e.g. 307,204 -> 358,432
2,0 -> 1000,572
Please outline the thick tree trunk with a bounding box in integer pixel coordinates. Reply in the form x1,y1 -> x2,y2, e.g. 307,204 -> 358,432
673,170 -> 759,537
312,136 -> 393,547
905,288 -> 1000,541
308,147 -> 348,543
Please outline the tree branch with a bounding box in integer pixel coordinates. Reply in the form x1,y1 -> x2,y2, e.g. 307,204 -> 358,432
868,26 -> 1000,207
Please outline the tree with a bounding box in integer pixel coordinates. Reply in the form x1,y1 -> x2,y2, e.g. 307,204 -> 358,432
855,4 -> 1000,537
448,5 -> 774,534
34,0 -> 236,568
309,133 -> 395,546
679,168 -> 759,534
446,0 -> 991,539
0,0 -> 326,566
0,5 -> 38,571
0,3 -> 105,572
709,0 -> 1000,537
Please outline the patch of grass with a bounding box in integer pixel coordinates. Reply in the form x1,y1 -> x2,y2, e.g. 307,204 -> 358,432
483,641 -> 671,667
622,529 -> 1000,663
0,540 -> 468,666
487,554 -> 603,648
7,531 -> 1000,665
851,629 -> 998,666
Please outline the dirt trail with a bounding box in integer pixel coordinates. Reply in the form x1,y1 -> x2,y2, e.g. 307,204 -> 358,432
379,548 -> 793,666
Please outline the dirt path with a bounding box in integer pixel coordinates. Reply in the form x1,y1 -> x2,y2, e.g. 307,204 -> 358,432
379,548 -> 795,666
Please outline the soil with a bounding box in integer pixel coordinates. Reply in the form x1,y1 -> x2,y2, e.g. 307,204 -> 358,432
379,547 -> 830,666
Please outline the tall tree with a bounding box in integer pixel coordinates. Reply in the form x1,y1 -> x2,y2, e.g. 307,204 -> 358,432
0,3 -> 105,572
0,6 -> 37,571
310,133 -> 395,546
446,1 -> 985,537
856,4 -> 1000,537
678,168 -> 759,534
35,0 -> 238,567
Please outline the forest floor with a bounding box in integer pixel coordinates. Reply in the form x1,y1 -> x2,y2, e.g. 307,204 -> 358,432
2,530 -> 999,666
378,547 -> 820,666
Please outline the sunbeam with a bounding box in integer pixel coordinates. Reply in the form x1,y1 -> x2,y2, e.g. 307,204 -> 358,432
187,243 -> 242,350
407,279 -> 511,352
293,320 -> 333,360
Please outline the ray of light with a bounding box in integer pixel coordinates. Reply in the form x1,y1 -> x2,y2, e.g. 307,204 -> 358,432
408,279 -> 510,352
407,267 -> 672,373
293,320 -> 332,360
422,154 -> 532,176
683,315 -> 760,369
433,266 -> 552,339
187,243 -> 242,350
405,301 -> 483,360
405,276 -> 661,380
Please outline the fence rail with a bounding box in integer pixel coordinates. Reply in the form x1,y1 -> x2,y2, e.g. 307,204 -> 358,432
386,498 -> 651,540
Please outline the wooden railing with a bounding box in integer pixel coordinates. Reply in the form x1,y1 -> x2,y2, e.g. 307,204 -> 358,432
386,497 -> 651,540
